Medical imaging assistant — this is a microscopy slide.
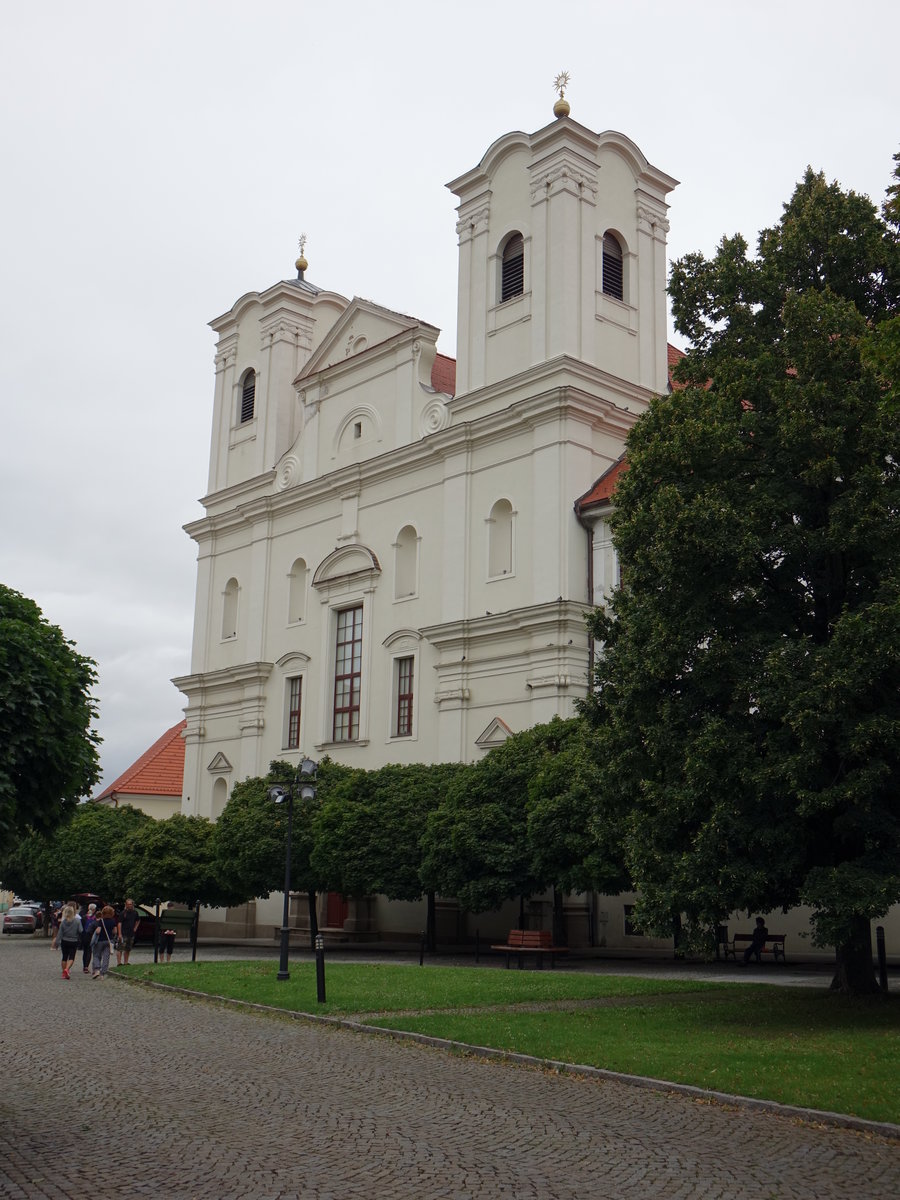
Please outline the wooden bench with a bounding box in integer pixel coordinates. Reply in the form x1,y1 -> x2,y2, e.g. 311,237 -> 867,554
490,929 -> 569,970
724,932 -> 787,963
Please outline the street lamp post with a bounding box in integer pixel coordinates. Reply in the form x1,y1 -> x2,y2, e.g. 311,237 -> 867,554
268,756 -> 318,982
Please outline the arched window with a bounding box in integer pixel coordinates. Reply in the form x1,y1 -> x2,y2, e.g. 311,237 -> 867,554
500,232 -> 525,303
394,525 -> 418,600
212,777 -> 228,819
602,233 -> 624,301
239,370 -> 256,423
288,558 -> 308,624
222,577 -> 239,640
488,499 -> 514,578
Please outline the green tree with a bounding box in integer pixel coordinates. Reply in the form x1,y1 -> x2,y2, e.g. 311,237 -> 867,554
214,759 -> 349,947
421,722 -> 600,917
1,802 -> 150,923
585,162 -> 900,994
312,761 -> 467,948
526,718 -> 627,901
109,813 -> 236,908
0,585 -> 101,851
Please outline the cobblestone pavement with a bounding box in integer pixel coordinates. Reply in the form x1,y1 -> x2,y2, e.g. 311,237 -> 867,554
1,937 -> 897,1200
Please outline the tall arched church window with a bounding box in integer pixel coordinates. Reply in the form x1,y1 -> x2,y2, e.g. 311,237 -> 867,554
500,232 -> 524,302
602,233 -> 624,301
212,777 -> 228,819
488,499 -> 514,577
222,577 -> 239,640
288,558 -> 308,624
239,369 -> 256,423
394,525 -> 418,600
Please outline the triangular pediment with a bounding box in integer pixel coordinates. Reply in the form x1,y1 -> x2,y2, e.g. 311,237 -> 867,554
296,298 -> 424,381
206,752 -> 233,774
475,717 -> 514,749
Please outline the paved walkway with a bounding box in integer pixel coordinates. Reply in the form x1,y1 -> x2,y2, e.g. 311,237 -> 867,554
1,937 -> 897,1199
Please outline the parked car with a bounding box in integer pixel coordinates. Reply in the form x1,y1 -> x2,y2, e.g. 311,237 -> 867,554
3,907 -> 37,935
17,902 -> 44,929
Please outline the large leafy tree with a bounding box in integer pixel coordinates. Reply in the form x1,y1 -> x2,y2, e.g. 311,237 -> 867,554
312,761 -> 467,948
1,802 -> 150,922
526,717 -> 627,900
421,721 -> 606,917
0,585 -> 101,851
214,758 -> 349,946
584,161 -> 900,994
109,812 -> 240,908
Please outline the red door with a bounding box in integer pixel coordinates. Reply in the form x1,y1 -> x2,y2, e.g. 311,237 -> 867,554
325,892 -> 348,928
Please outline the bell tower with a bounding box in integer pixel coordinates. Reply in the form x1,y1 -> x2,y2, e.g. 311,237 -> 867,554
448,79 -> 677,401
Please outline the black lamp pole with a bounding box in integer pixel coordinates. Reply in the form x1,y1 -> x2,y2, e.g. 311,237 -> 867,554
269,756 -> 318,983
277,790 -> 294,980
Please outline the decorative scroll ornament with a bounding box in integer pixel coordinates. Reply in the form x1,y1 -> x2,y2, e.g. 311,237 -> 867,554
274,454 -> 301,491
420,398 -> 450,436
637,204 -> 670,236
456,204 -> 491,240
531,164 -> 598,202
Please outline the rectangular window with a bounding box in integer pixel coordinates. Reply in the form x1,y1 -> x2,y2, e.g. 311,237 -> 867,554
286,677 -> 302,749
395,656 -> 414,737
333,606 -> 363,742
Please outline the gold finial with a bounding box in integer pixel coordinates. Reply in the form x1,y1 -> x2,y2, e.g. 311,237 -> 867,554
295,233 -> 308,276
553,70 -> 571,119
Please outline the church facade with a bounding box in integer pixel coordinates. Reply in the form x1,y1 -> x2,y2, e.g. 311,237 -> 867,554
174,101 -> 677,942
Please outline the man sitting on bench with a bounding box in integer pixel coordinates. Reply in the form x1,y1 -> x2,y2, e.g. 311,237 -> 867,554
743,916 -> 768,965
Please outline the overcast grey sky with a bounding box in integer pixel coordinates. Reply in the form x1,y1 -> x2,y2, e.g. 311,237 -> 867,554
2,1 -> 897,792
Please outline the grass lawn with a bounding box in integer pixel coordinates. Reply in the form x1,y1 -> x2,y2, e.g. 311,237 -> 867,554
121,959 -> 900,1124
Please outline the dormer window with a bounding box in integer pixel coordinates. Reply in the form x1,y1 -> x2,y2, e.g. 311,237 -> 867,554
500,232 -> 524,302
239,370 -> 256,423
602,233 -> 624,301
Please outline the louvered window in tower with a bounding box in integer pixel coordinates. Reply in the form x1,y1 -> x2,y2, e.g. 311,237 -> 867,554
500,233 -> 524,302
240,371 -> 256,423
602,234 -> 624,301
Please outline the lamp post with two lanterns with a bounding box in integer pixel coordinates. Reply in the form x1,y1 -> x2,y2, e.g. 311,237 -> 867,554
268,756 -> 318,982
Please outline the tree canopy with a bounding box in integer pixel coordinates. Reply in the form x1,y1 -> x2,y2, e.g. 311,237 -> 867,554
0,585 -> 101,851
110,812 -> 237,908
584,158 -> 900,993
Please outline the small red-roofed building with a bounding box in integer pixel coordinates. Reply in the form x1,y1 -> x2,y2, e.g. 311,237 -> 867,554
94,720 -> 186,821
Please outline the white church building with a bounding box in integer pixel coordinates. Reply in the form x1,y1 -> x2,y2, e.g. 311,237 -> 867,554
174,97 -> 893,958
173,94 -> 675,944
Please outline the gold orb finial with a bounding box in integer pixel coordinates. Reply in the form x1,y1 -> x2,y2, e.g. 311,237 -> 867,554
553,70 -> 571,118
295,233 -> 308,275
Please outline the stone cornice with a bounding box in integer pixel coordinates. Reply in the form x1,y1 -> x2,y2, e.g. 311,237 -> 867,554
172,661 -> 274,699
420,601 -> 588,653
185,375 -> 643,544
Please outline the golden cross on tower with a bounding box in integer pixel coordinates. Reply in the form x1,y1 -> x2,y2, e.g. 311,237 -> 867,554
295,233 -> 308,278
553,71 -> 571,119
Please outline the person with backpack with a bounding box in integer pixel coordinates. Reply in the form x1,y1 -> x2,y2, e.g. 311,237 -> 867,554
80,903 -> 98,974
91,905 -> 117,979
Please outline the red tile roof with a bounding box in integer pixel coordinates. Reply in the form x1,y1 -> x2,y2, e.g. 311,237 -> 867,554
431,353 -> 456,396
575,456 -> 628,511
576,344 -> 688,512
95,720 -> 186,802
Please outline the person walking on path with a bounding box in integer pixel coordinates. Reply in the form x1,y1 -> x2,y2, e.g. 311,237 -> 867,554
80,903 -> 98,974
91,905 -> 117,978
52,904 -> 82,980
115,898 -> 141,965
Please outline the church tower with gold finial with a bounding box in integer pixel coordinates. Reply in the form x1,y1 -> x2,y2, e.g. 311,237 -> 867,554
448,75 -> 676,401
